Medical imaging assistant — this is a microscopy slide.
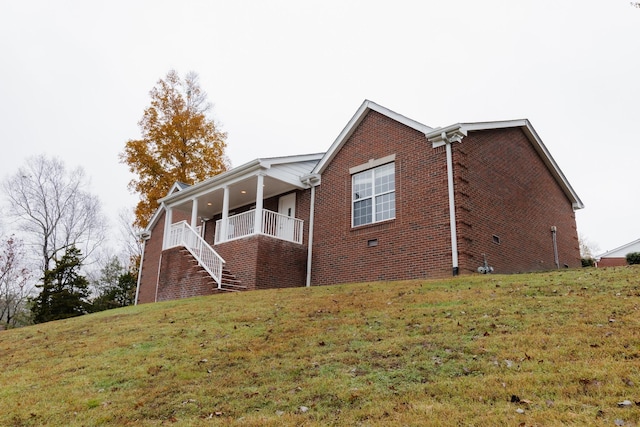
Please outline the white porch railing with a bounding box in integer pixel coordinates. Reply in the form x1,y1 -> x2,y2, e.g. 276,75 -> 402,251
214,209 -> 303,244
167,221 -> 225,288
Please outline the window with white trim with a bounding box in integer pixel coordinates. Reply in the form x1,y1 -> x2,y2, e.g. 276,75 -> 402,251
352,162 -> 395,227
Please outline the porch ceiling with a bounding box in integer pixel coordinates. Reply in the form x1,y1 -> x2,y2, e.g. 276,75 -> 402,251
171,174 -> 297,220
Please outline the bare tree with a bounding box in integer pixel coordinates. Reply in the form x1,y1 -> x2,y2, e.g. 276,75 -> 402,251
579,233 -> 600,260
116,207 -> 143,271
0,236 -> 33,328
2,155 -> 107,275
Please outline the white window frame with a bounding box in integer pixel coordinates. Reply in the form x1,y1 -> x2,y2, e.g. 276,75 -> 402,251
350,156 -> 396,228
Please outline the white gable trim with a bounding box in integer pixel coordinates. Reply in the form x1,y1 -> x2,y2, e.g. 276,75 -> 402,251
313,100 -> 432,174
168,181 -> 190,195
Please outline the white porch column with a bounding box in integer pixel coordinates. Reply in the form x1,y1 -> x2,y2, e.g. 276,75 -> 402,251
221,185 -> 230,242
162,204 -> 173,250
254,173 -> 264,235
190,198 -> 199,229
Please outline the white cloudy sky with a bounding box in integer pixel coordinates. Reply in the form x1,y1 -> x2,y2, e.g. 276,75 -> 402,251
0,0 -> 638,255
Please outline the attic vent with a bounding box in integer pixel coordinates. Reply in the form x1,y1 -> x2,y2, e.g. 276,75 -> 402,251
367,239 -> 378,247
492,235 -> 501,245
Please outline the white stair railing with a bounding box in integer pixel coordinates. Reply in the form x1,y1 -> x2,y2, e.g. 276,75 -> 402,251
168,221 -> 225,288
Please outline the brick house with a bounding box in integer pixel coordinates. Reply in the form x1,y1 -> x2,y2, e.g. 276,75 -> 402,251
135,100 -> 584,304
595,238 -> 640,267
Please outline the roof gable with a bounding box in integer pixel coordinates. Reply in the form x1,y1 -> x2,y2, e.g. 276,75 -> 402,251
312,100 -> 433,174
427,120 -> 584,211
311,100 -> 582,211
168,181 -> 190,194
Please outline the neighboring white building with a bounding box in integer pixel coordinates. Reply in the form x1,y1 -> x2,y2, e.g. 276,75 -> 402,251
596,238 -> 640,267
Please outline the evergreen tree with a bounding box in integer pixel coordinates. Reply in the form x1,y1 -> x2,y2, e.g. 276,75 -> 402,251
31,247 -> 90,323
91,256 -> 136,312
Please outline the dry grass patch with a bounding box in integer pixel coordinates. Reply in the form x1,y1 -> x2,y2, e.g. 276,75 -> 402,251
1,266 -> 639,426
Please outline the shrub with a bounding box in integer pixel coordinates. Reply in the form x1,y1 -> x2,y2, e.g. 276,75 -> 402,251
581,257 -> 595,267
626,252 -> 640,265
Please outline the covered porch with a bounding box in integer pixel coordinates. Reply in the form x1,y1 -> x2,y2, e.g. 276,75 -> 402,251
161,155 -> 322,247
157,155 -> 322,288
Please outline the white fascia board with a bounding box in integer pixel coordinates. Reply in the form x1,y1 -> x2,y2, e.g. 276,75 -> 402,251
144,205 -> 165,233
427,120 -> 528,147
368,100 -> 433,134
462,119 -> 529,132
260,153 -> 325,167
313,100 -> 433,175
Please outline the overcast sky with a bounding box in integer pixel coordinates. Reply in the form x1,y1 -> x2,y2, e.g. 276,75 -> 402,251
0,0 -> 638,255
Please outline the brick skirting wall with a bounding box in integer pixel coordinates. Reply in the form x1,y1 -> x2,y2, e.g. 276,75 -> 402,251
156,247 -> 223,302
215,235 -> 307,290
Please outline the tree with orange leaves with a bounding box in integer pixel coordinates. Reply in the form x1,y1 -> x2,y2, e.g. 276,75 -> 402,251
120,70 -> 229,228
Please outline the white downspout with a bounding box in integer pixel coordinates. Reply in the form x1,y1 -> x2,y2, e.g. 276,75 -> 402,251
443,132 -> 460,276
134,235 -> 148,305
305,181 -> 317,287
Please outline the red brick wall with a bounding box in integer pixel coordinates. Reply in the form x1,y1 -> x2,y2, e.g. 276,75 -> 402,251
137,209 -> 190,304
156,247 -> 220,301
597,258 -> 627,268
255,236 -> 307,289
310,111 -> 580,286
215,236 -> 260,290
311,111 -> 453,286
215,234 -> 307,290
453,128 -> 580,274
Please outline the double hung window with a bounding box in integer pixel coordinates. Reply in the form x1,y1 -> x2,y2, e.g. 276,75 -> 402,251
352,162 -> 395,227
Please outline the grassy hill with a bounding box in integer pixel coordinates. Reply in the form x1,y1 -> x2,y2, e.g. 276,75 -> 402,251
1,266 -> 639,426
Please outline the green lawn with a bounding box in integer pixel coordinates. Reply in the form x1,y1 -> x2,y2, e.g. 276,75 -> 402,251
1,266 -> 639,426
